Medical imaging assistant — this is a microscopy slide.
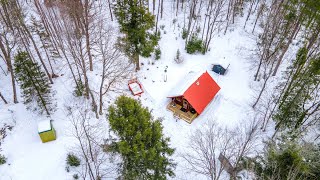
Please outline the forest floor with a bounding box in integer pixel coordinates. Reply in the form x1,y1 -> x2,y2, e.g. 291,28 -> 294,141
0,2 -> 275,180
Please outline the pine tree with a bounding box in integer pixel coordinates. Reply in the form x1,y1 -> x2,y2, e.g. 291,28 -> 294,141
274,47 -> 320,133
107,96 -> 175,179
14,51 -> 54,115
285,0 -> 320,52
114,0 -> 159,71
242,138 -> 320,179
288,0 -> 320,27
248,140 -> 312,179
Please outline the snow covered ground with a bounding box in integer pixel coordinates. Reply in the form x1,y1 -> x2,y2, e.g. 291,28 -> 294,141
135,12 -> 259,179
0,2 -> 271,180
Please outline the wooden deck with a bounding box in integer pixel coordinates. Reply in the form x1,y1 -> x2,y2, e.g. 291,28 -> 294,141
167,102 -> 198,123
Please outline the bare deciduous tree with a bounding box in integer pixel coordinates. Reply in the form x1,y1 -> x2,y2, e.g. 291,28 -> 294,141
0,2 -> 19,103
181,121 -> 234,180
68,105 -> 117,180
202,0 -> 226,53
59,0 -> 97,72
182,118 -> 261,179
11,0 -> 54,84
36,2 -> 81,93
224,0 -> 245,34
231,118 -> 261,174
243,0 -> 257,29
96,24 -> 132,115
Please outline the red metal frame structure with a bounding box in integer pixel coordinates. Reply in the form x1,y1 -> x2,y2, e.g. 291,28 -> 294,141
128,78 -> 144,96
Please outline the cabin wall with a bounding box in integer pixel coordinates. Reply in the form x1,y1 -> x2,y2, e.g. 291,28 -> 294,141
171,97 -> 197,113
39,128 -> 56,143
182,98 -> 190,111
175,97 -> 189,111
172,96 -> 183,106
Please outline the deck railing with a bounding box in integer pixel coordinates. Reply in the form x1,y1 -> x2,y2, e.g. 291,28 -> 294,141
167,102 -> 197,123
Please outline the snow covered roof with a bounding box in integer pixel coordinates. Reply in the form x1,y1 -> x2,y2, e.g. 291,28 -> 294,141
38,120 -> 52,133
168,71 -> 204,97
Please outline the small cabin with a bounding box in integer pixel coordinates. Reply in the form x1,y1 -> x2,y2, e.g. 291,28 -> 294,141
38,120 -> 56,143
167,71 -> 220,123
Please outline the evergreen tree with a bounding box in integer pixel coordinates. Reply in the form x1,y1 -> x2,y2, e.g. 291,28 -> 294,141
247,140 -> 315,179
14,51 -> 54,115
114,0 -> 159,71
287,0 -> 320,27
107,96 -> 175,179
274,47 -> 320,133
241,139 -> 320,179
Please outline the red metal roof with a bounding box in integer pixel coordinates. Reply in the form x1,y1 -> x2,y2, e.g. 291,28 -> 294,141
183,71 -> 220,114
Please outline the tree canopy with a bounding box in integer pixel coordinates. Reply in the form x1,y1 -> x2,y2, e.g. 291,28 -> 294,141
108,95 -> 175,179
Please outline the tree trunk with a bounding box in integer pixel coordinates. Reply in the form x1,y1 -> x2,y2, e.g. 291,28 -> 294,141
84,0 -> 93,71
89,89 -> 99,119
160,0 -> 164,19
99,62 -> 106,115
40,37 -> 56,76
156,0 -> 161,33
61,46 -> 80,92
232,0 -> 237,24
254,56 -> 263,81
252,3 -> 263,33
186,0 -> 196,44
12,3 -> 54,84
85,29 -> 93,71
9,60 -> 18,103
307,31 -> 320,51
204,14 -> 211,52
135,53 -> 140,71
176,0 -> 179,16
0,39 -> 18,103
45,7 -> 80,89
244,0 -> 255,29
34,1 -> 62,58
99,89 -> 103,115
81,56 -> 90,99
272,20 -> 300,76
0,92 -> 8,104
224,0 -> 232,34
107,0 -> 113,21
201,0 -> 211,41
22,25 -> 54,84
252,76 -> 269,109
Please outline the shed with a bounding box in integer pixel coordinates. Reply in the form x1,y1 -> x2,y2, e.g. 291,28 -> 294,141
38,120 -> 56,143
167,71 -> 220,123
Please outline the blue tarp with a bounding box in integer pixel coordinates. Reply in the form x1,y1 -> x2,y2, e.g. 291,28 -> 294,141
212,65 -> 226,75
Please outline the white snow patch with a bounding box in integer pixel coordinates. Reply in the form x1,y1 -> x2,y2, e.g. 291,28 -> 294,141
168,70 -> 204,97
37,120 -> 52,133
